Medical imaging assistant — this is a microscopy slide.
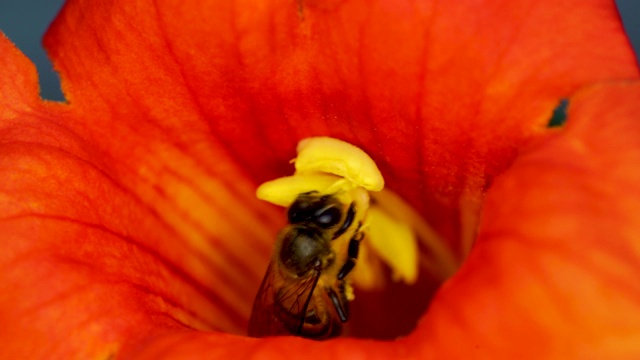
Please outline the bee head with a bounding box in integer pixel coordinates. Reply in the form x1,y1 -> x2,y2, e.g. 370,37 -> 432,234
287,192 -> 343,229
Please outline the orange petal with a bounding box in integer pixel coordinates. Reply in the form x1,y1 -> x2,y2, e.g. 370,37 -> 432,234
414,82 -> 640,357
0,33 -> 276,357
43,0 -> 639,248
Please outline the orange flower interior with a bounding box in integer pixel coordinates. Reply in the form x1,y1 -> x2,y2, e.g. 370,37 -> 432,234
248,136 -> 461,339
1,0 -> 639,358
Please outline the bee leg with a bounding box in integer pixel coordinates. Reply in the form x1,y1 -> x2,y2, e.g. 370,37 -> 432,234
337,231 -> 362,280
327,286 -> 348,322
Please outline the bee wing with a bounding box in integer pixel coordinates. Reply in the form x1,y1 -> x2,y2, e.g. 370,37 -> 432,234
248,261 -> 320,337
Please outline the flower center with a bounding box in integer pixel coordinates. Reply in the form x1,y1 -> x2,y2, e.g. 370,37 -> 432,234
248,137 -> 463,339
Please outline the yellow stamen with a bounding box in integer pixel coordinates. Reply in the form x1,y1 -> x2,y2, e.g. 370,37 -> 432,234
371,189 -> 459,281
256,173 -> 343,206
459,188 -> 483,259
365,206 -> 419,284
294,137 -> 385,191
350,242 -> 386,290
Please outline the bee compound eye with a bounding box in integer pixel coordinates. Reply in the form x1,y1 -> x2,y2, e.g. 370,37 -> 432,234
314,206 -> 342,228
288,200 -> 312,224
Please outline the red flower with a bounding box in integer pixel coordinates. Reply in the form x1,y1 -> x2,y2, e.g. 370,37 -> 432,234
1,0 -> 639,358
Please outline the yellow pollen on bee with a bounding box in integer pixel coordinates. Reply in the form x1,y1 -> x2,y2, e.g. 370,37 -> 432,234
344,283 -> 355,301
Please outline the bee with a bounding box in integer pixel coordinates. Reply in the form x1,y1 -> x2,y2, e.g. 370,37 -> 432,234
248,188 -> 369,339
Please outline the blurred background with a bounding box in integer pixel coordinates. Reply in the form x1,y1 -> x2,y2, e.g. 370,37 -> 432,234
0,0 -> 638,101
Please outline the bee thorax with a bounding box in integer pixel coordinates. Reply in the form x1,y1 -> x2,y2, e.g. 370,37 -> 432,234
279,227 -> 331,276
